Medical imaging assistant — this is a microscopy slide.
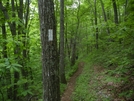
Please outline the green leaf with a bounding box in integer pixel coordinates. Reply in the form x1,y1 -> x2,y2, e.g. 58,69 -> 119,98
21,90 -> 33,96
10,67 -> 14,73
12,63 -> 22,67
12,66 -> 20,72
17,79 -> 28,85
0,63 -> 6,68
6,65 -> 11,69
5,58 -> 10,65
21,90 -> 28,96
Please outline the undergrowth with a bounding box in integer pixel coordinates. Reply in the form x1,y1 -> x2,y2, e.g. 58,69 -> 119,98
72,41 -> 134,100
71,57 -> 98,101
60,59 -> 80,95
95,43 -> 134,100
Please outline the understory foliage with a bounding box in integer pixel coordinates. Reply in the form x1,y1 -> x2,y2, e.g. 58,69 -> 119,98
0,0 -> 134,100
72,1 -> 134,100
72,40 -> 134,100
72,19 -> 134,100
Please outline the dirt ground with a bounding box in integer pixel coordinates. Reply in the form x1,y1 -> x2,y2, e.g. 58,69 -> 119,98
61,62 -> 84,101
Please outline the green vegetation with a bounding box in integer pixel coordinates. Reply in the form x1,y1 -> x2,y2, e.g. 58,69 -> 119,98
72,44 -> 134,100
72,62 -> 95,101
0,0 -> 134,100
61,59 -> 80,94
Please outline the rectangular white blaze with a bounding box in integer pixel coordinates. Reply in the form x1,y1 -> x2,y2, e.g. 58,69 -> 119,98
48,29 -> 53,41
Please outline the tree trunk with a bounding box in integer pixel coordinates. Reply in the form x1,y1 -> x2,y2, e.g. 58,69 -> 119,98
38,0 -> 60,101
60,0 -> 67,84
11,0 -> 20,100
71,0 -> 80,66
2,24 -> 7,58
100,0 -> 110,35
71,42 -> 76,66
117,0 -> 121,23
94,0 -> 99,49
112,0 -> 119,24
124,0 -> 128,21
64,6 -> 71,62
0,1 -> 22,100
1,23 -> 13,100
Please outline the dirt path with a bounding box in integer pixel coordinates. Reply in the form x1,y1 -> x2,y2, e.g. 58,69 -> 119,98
61,62 -> 84,101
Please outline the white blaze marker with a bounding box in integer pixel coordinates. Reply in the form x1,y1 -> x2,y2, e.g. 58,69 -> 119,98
48,29 -> 53,41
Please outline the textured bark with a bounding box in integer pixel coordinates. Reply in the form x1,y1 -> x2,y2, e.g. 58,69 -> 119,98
60,0 -> 67,84
38,0 -> 60,101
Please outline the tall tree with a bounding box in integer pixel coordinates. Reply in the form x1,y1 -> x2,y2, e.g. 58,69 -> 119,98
38,0 -> 60,101
0,1 -> 19,100
124,0 -> 128,21
0,0 -> 34,100
1,23 -> 7,58
112,0 -> 119,24
71,0 -> 80,66
100,0 -> 110,35
64,6 -> 71,61
94,0 -> 99,49
60,0 -> 67,84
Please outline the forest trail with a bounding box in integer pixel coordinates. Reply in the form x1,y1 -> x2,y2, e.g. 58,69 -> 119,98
61,62 -> 84,101
61,63 -> 128,101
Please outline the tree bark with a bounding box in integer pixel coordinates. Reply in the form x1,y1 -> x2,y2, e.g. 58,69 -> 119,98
38,0 -> 60,101
60,0 -> 67,84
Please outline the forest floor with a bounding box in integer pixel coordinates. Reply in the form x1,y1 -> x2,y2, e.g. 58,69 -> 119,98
61,62 -> 132,101
88,65 -> 126,101
61,62 -> 84,101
